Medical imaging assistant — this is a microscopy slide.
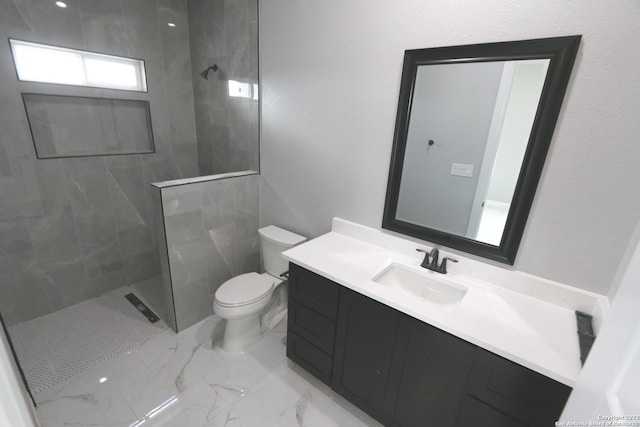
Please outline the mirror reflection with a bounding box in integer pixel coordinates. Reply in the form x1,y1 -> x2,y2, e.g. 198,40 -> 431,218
397,59 -> 549,245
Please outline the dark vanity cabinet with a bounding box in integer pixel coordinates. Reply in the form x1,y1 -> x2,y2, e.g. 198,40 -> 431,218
286,263 -> 339,385
286,263 -> 571,426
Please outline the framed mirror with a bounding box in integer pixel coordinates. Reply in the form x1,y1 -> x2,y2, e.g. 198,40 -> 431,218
382,36 -> 581,264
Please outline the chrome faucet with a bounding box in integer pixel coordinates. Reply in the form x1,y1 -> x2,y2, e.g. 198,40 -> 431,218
416,248 -> 458,274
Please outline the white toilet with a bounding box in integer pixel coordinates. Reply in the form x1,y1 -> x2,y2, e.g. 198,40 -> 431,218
213,225 -> 306,352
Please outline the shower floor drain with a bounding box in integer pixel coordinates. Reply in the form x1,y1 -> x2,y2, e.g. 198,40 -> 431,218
8,287 -> 168,394
125,293 -> 160,323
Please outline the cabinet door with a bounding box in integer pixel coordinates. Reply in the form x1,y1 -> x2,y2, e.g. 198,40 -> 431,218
332,287 -> 400,423
384,314 -> 476,427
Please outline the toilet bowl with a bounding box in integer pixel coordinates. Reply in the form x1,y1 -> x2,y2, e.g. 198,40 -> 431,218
213,226 -> 306,352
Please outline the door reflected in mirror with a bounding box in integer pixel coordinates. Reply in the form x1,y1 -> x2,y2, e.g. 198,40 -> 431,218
397,59 -> 549,245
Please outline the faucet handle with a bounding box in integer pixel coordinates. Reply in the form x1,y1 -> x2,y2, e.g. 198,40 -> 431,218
438,257 -> 458,274
429,247 -> 439,267
416,248 -> 431,268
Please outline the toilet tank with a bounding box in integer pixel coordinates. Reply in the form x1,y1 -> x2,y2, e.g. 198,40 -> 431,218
259,226 -> 306,277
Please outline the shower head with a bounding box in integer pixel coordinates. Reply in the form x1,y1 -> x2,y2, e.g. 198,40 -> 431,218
200,64 -> 218,80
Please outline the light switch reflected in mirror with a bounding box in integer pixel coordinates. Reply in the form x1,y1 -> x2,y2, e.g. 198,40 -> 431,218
383,36 -> 581,264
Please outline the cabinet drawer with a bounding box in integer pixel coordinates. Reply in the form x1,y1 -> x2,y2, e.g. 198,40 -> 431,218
289,263 -> 339,319
287,331 -> 333,385
455,395 -> 531,427
465,349 -> 571,425
288,300 -> 336,354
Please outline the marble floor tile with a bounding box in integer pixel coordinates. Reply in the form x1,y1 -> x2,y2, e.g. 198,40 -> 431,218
36,392 -> 138,427
127,380 -> 236,427
34,313 -> 381,427
221,352 -> 378,427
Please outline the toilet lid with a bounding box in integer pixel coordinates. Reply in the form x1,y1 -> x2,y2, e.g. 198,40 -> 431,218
215,273 -> 275,307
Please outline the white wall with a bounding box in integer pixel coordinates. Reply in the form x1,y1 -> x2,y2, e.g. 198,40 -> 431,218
561,218 -> 640,420
0,327 -> 38,427
259,0 -> 640,295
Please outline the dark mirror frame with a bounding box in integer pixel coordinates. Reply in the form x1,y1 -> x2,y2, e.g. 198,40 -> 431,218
382,36 -> 581,265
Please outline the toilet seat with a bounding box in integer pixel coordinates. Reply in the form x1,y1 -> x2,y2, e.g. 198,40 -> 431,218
214,273 -> 275,308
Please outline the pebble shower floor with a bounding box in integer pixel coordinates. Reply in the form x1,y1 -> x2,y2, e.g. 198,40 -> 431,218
8,287 -> 168,394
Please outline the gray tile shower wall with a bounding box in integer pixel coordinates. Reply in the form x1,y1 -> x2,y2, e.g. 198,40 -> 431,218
0,0 -> 199,326
153,172 -> 259,332
23,95 -> 155,158
188,0 -> 259,175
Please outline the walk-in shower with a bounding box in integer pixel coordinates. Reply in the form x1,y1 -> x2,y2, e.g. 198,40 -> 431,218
0,0 -> 259,397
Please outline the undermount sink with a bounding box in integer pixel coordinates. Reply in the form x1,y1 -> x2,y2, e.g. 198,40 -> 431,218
372,262 -> 467,305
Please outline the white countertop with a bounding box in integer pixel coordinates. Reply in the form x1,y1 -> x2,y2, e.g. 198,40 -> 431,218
283,219 -> 607,387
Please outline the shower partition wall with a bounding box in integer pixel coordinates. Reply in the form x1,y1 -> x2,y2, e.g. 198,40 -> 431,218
152,171 -> 259,332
